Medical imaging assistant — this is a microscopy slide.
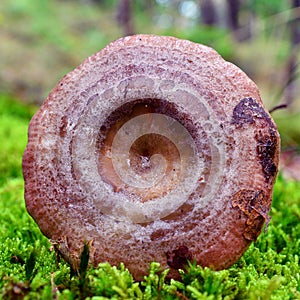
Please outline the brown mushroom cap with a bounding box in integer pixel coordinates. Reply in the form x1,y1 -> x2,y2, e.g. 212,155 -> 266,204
22,34 -> 280,280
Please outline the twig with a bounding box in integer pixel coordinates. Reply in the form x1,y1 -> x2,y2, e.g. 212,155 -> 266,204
269,103 -> 288,114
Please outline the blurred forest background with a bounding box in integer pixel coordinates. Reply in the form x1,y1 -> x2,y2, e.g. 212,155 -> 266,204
1,0 -> 299,179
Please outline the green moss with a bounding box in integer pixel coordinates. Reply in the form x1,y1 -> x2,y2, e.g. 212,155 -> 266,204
1,96 -> 300,299
0,95 -> 37,185
273,113 -> 300,148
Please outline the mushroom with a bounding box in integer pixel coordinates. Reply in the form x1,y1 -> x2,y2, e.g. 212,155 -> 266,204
22,34 -> 280,280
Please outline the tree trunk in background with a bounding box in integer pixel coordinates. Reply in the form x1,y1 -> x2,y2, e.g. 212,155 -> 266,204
227,0 -> 239,31
116,0 -> 134,36
226,0 -> 241,40
199,0 -> 217,26
285,0 -> 300,106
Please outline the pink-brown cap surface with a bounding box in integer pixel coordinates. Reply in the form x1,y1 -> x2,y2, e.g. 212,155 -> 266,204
22,34 -> 280,280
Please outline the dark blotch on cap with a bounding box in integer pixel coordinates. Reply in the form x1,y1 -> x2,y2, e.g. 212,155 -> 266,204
231,97 -> 278,183
256,129 -> 278,183
231,97 -> 270,128
166,245 -> 193,270
232,189 -> 270,241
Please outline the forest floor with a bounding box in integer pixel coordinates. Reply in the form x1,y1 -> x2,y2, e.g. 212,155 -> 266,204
1,1 -> 300,299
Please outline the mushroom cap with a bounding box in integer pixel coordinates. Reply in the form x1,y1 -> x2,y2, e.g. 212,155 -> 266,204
22,34 -> 280,280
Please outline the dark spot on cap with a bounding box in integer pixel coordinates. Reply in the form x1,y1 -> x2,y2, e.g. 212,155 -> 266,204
256,129 -> 278,183
231,189 -> 271,241
231,97 -> 271,128
166,245 -> 192,270
59,116 -> 68,138
231,97 -> 279,183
